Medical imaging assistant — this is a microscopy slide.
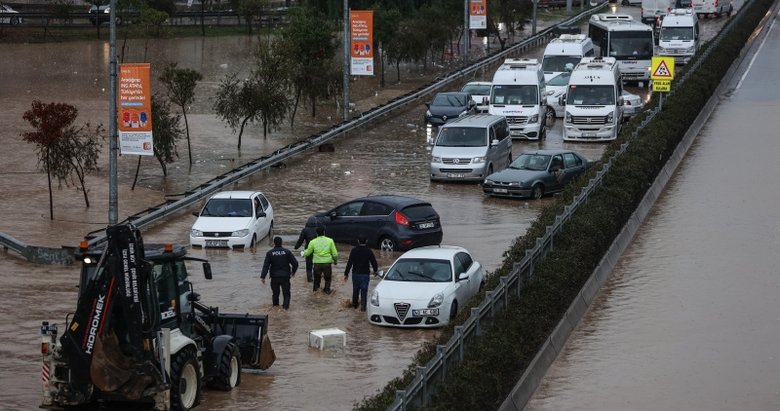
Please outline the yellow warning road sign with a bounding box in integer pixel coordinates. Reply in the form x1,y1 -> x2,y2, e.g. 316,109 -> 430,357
651,57 -> 675,80
653,79 -> 671,92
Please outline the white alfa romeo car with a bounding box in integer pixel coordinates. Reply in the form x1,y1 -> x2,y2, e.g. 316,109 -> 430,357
367,246 -> 485,328
190,191 -> 273,249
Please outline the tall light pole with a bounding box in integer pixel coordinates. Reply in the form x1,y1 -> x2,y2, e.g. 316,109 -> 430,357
342,0 -> 350,121
463,0 -> 469,61
108,0 -> 118,225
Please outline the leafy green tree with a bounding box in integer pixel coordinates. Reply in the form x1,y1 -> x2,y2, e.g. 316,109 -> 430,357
238,0 -> 266,34
373,4 -> 402,87
48,123 -> 104,208
21,101 -> 103,218
151,93 -> 183,176
159,63 -> 202,165
280,7 -> 338,125
135,6 -> 170,38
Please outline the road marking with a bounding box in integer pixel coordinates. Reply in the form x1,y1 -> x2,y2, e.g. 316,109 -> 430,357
735,13 -> 778,90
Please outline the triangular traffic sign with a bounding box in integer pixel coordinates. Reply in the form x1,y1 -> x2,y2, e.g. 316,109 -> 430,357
653,60 -> 672,78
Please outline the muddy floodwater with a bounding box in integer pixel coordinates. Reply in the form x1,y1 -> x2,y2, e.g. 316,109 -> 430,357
527,7 -> 780,410
0,5 -> 738,409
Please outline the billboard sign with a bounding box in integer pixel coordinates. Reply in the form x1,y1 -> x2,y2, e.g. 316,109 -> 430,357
350,10 -> 374,76
470,0 -> 487,29
118,63 -> 153,156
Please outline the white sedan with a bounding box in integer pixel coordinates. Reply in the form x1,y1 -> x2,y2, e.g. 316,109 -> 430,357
0,4 -> 22,25
367,246 -> 485,328
190,191 -> 273,249
622,90 -> 645,119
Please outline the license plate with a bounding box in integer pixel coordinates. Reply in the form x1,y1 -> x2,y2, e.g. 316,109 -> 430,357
418,222 -> 435,229
205,240 -> 229,247
493,188 -> 508,193
583,132 -> 596,138
412,308 -> 439,317
447,173 -> 465,178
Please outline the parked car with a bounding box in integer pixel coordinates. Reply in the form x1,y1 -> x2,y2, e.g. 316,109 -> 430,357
190,191 -> 274,249
88,3 -> 134,25
310,195 -> 443,251
425,91 -> 477,127
621,89 -> 645,119
0,3 -> 22,25
460,81 -> 492,113
367,245 -> 485,328
544,71 -> 571,119
483,149 -> 594,199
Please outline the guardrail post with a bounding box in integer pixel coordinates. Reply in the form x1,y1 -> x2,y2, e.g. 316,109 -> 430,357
437,345 -> 447,380
471,307 -> 482,336
455,326 -> 465,362
395,390 -> 406,411
417,366 -> 428,406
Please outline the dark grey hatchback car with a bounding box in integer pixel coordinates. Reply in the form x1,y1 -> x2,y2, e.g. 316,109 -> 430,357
310,195 -> 443,251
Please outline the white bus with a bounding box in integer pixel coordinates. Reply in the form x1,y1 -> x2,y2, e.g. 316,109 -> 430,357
588,14 -> 654,84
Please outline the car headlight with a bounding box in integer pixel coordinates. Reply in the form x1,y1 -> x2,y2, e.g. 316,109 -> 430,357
606,112 -> 614,124
484,178 -> 495,185
191,229 -> 203,237
472,156 -> 486,164
426,110 -> 432,117
432,156 -> 442,163
510,181 -> 523,187
565,112 -> 573,123
529,114 -> 539,124
232,229 -> 250,237
428,293 -> 444,308
370,290 -> 379,307
685,46 -> 695,53
459,110 -> 468,117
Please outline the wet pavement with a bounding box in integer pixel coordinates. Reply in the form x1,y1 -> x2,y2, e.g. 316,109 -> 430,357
0,5 -> 739,410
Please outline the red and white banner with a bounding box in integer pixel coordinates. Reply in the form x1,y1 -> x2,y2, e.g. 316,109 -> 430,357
469,0 -> 487,29
118,63 -> 154,156
350,10 -> 374,76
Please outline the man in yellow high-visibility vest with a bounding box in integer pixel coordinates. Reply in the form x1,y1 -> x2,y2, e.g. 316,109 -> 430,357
304,226 -> 338,294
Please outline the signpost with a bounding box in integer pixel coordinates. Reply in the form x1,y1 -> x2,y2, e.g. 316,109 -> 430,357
651,56 -> 675,110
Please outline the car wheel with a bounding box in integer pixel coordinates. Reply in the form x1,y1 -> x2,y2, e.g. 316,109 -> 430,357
379,236 -> 397,252
621,0 -> 629,4
531,184 -> 544,200
249,235 -> 256,248
12,17 -> 21,25
267,221 -> 274,242
507,152 -> 512,167
449,300 -> 458,320
115,16 -> 123,25
487,165 -> 493,176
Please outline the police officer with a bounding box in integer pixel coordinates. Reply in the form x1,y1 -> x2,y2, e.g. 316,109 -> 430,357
261,236 -> 299,310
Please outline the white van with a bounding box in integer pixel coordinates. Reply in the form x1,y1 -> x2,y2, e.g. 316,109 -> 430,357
488,58 -> 547,140
658,9 -> 699,64
562,57 -> 624,142
641,0 -> 675,23
692,0 -> 732,17
541,34 -> 595,82
429,115 -> 512,182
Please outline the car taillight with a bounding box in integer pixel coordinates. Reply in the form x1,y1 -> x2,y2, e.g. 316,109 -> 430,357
714,0 -> 718,6
394,211 -> 410,227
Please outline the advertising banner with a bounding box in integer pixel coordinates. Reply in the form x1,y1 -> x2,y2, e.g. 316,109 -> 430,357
118,63 -> 153,156
350,10 -> 374,76
469,0 -> 487,29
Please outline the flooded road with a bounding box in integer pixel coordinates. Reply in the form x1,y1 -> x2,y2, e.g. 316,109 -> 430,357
0,6 -> 738,409
526,6 -> 780,410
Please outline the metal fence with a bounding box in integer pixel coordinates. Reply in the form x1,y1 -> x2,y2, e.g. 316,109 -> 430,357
386,3 -> 748,410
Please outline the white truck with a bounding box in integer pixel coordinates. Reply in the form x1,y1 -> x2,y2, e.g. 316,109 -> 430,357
658,8 -> 699,65
488,58 -> 548,140
541,34 -> 595,82
561,57 -> 624,142
692,0 -> 732,17
588,14 -> 655,85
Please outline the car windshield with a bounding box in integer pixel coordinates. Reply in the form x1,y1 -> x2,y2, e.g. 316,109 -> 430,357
435,127 -> 487,147
490,85 -> 538,105
509,153 -> 551,171
432,93 -> 467,107
200,198 -> 252,217
608,32 -> 654,59
547,72 -> 571,87
660,26 -> 694,41
461,84 -> 491,95
542,56 -> 581,73
567,84 -> 615,105
385,258 -> 452,282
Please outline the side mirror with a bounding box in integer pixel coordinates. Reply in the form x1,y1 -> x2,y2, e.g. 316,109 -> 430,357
257,211 -> 266,218
491,138 -> 500,147
202,262 -> 212,280
558,95 -> 566,106
617,96 -> 624,107
329,210 -> 337,219
457,272 -> 469,281
377,270 -> 385,278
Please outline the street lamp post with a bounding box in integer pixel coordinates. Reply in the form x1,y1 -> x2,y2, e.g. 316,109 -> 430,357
343,0 -> 350,121
108,0 -> 118,225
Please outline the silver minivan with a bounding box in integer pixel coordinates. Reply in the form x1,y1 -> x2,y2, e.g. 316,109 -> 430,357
430,115 -> 512,182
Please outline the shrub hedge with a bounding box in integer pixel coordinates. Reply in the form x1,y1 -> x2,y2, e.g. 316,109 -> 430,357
355,0 -> 773,409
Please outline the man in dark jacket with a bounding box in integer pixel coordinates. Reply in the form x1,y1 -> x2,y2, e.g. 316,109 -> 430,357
261,236 -> 299,310
294,216 -> 318,282
343,236 -> 378,311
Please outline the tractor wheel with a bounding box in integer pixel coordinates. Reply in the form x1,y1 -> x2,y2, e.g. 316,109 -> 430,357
209,342 -> 241,391
170,348 -> 201,411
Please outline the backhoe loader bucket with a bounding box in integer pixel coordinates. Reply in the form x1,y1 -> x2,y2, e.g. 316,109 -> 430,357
213,313 -> 275,370
90,331 -> 158,400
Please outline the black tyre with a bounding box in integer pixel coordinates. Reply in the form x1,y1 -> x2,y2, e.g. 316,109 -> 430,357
531,184 -> 544,200
507,152 -> 513,167
545,106 -> 555,123
267,221 -> 274,243
249,234 -> 256,248
621,0 -> 629,5
487,165 -> 493,176
171,348 -> 201,411
449,300 -> 458,320
208,342 -> 241,391
379,236 -> 397,252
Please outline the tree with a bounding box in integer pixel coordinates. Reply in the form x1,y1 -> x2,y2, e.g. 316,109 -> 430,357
48,123 -> 104,208
21,100 -> 102,219
159,63 -> 203,165
152,93 -> 183,176
238,0 -> 266,34
372,5 -> 402,87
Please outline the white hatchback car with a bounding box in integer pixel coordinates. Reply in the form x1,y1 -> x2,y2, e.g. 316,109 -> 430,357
367,245 -> 484,328
190,191 -> 273,249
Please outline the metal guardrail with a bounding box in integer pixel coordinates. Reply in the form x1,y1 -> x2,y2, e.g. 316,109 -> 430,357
386,2 -> 746,410
78,3 -> 608,248
0,232 -> 26,256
